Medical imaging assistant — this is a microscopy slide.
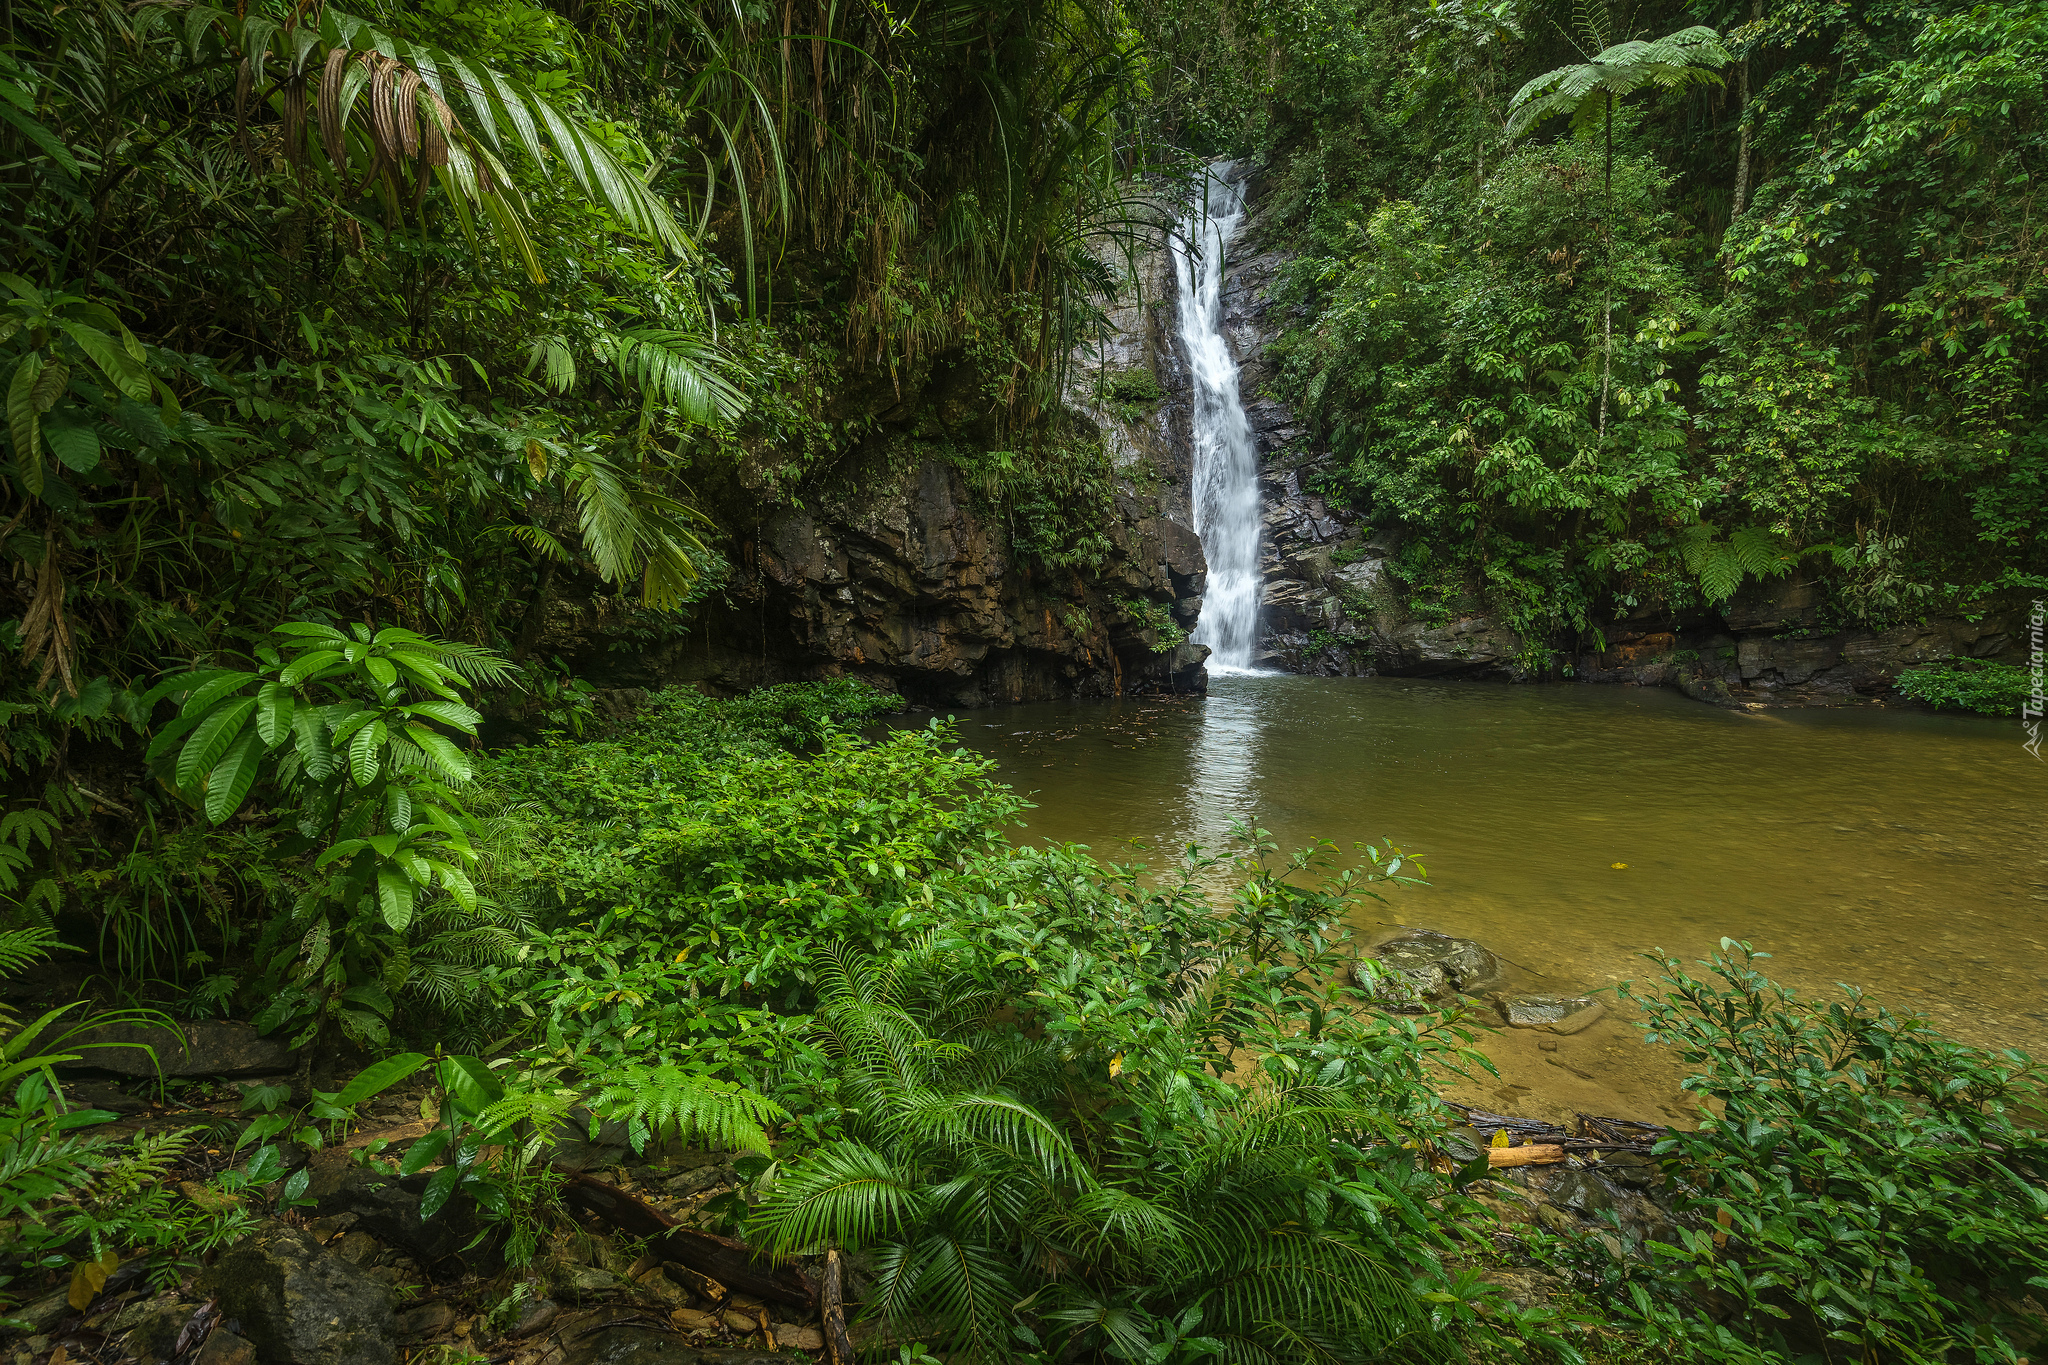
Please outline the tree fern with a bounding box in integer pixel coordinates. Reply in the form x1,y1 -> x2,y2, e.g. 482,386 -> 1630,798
1679,522 -> 1805,601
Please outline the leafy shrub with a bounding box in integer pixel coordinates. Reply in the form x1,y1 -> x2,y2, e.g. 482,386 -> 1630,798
1111,595 -> 1189,653
749,833 -> 1493,1363
1617,943 -> 2048,1365
147,622 -> 523,1048
1893,660 -> 2033,716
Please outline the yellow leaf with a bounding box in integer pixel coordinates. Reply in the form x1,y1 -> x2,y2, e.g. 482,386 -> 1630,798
525,438 -> 549,482
67,1255 -> 112,1309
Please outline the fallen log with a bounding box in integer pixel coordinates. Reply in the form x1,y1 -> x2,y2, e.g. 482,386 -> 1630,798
821,1250 -> 854,1365
558,1173 -> 817,1313
1486,1144 -> 1566,1167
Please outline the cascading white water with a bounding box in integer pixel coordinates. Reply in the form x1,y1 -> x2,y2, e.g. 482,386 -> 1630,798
1171,163 -> 1264,674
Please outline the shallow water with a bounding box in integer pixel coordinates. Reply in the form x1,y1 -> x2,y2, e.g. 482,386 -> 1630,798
927,675 -> 2048,1056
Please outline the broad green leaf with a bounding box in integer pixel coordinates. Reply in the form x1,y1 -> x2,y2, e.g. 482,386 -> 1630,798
375,868 -> 415,930
204,728 -> 266,823
436,1054 -> 503,1116
385,784 -> 412,832
256,680 -> 295,746
398,1127 -> 452,1176
418,1163 -> 462,1220
55,319 -> 151,400
406,725 -> 474,782
143,709 -> 206,764
138,667 -> 238,716
291,705 -> 335,779
180,671 -> 258,719
403,699 -> 482,733
273,621 -> 351,642
176,697 -> 258,791
437,862 -> 478,912
8,354 -> 44,495
280,649 -> 346,686
41,418 -> 99,473
349,720 -> 386,786
334,1051 -> 430,1108
314,838 -> 367,868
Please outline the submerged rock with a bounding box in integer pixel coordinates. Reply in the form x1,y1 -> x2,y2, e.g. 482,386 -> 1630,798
1493,993 -> 1606,1035
1357,931 -> 1505,1008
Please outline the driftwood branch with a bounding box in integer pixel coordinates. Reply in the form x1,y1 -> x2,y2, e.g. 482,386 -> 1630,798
1486,1144 -> 1566,1167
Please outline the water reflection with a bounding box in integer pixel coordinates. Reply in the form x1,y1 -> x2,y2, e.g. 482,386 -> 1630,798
1186,677 -> 1266,852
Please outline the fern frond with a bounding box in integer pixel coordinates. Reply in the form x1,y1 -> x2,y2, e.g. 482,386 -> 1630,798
0,925 -> 67,977
583,1061 -> 784,1156
428,640 -> 517,687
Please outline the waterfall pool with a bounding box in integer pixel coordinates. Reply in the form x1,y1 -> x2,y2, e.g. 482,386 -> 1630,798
916,673 -> 2048,1082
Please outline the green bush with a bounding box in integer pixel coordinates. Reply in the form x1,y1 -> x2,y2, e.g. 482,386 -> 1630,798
1892,660 -> 2034,716
1617,943 -> 2048,1365
748,832 -> 1535,1363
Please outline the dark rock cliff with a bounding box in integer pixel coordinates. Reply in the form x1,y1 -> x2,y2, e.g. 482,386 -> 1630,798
534,225 -> 1210,708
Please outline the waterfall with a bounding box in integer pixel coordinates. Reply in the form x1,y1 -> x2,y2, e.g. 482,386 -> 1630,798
1172,163 -> 1263,674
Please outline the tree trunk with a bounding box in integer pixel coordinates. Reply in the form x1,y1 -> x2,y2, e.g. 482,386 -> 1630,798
1600,88 -> 1614,442
1731,0 -> 1763,219
512,555 -> 557,663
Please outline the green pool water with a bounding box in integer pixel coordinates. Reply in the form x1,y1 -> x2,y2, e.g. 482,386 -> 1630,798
918,674 -> 2048,1055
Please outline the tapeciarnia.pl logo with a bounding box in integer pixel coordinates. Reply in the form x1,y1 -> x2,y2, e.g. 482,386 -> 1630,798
2025,599 -> 2044,761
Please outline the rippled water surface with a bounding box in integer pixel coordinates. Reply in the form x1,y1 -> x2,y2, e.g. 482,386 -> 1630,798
922,675 -> 2048,1054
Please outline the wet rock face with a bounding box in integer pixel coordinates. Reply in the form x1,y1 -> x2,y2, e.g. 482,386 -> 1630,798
197,1222 -> 395,1365
1494,993 -> 1607,1035
1578,579 -> 2027,706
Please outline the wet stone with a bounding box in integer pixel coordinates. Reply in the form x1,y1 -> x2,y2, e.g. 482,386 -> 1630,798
1358,931 -> 1505,1008
196,1331 -> 258,1365
396,1302 -> 458,1338
1494,993 -> 1606,1034
509,1299 -> 560,1339
569,1267 -> 620,1295
1547,1168 -> 1616,1215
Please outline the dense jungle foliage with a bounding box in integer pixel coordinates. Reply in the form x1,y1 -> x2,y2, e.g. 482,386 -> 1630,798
1143,0 -> 2047,657
2,0 -> 2046,1361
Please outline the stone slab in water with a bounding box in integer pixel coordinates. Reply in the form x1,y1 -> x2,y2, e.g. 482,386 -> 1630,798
1358,931 -> 1505,1008
1494,993 -> 1606,1035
